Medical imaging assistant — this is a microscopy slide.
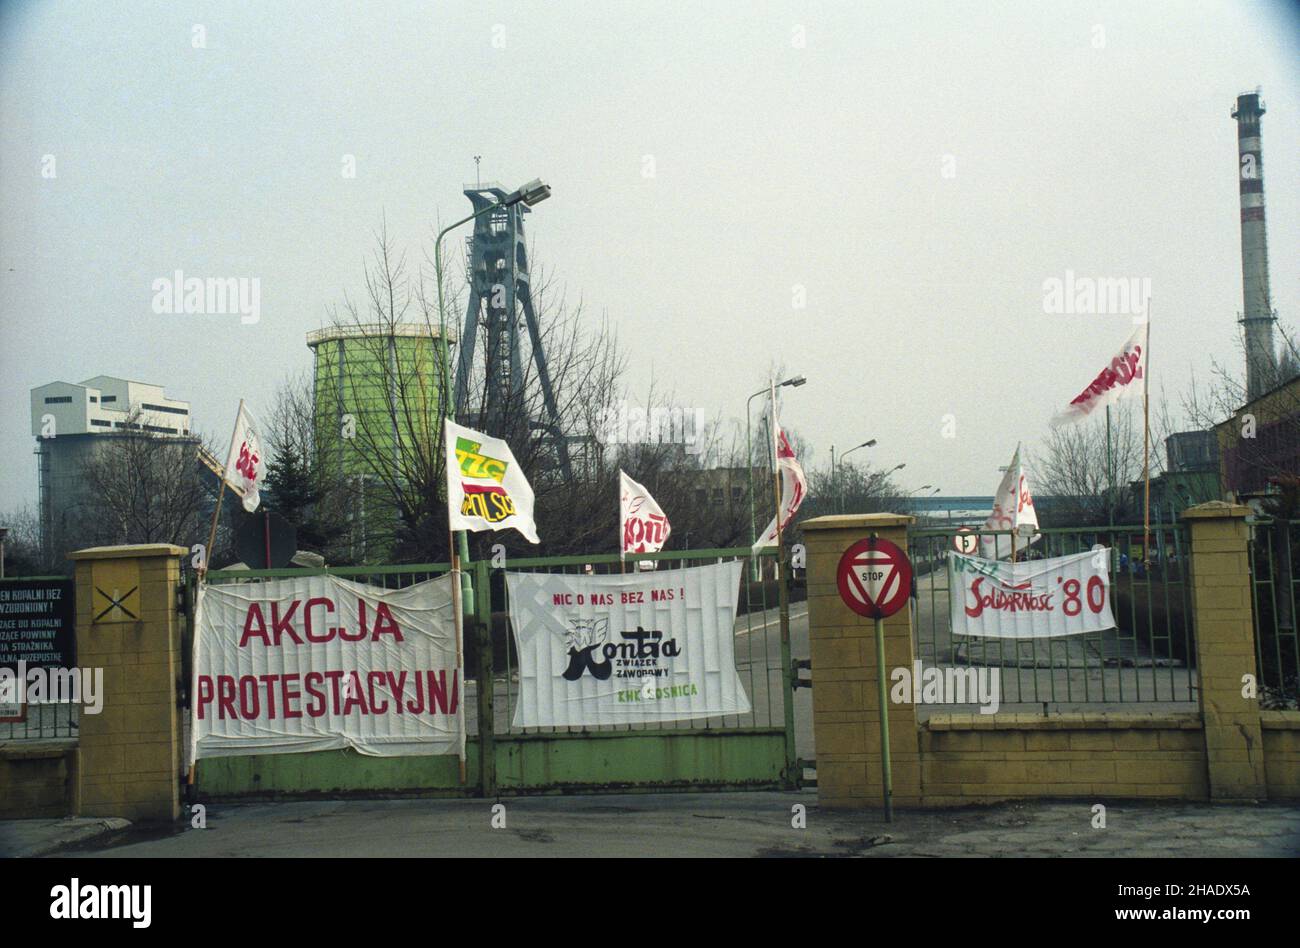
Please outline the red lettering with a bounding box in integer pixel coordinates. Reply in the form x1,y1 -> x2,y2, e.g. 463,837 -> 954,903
303,597 -> 335,642
370,602 -> 402,641
304,672 -> 326,717
238,675 -> 260,719
367,671 -> 388,713
270,601 -> 302,645
218,676 -> 237,719
196,676 -> 214,719
280,674 -> 302,719
240,603 -> 269,647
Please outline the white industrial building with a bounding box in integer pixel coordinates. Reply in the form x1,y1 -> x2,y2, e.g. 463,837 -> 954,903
30,377 -> 198,562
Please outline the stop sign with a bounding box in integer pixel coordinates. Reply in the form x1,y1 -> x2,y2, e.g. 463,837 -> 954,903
836,537 -> 913,619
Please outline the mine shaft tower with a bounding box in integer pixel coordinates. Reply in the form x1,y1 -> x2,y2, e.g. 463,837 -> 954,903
453,183 -> 572,478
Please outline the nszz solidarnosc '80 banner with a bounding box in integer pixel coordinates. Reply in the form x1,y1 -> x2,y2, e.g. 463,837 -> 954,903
948,549 -> 1116,639
191,574 -> 463,761
507,561 -> 751,727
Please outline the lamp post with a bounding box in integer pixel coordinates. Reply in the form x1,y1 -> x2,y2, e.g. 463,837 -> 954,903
855,462 -> 905,511
835,439 -> 877,513
435,178 -> 551,612
745,375 -> 805,574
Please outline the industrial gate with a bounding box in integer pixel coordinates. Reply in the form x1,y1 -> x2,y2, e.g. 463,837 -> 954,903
906,522 -> 1199,712
193,546 -> 802,798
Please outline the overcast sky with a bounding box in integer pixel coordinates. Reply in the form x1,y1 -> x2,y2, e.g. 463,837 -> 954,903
1,0 -> 1297,511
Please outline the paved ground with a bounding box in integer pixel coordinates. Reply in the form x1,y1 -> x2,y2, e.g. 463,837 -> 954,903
8,793 -> 1299,858
1,817 -> 129,859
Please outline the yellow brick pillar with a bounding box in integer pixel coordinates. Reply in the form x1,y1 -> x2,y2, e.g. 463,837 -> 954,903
801,513 -> 920,809
1183,502 -> 1266,800
69,544 -> 188,821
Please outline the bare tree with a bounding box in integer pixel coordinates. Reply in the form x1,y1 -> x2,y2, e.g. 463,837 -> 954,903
0,504 -> 46,575
1182,323 -> 1300,515
1031,401 -> 1170,525
77,410 -> 211,548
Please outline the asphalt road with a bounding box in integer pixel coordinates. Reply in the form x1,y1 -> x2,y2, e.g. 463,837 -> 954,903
28,794 -> 1300,858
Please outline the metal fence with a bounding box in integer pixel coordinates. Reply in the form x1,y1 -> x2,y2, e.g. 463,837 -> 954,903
0,575 -> 78,741
202,547 -> 795,741
488,547 -> 792,735
1248,518 -> 1299,709
908,524 -> 1198,711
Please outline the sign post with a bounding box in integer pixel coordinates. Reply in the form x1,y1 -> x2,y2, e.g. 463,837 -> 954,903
836,535 -> 913,821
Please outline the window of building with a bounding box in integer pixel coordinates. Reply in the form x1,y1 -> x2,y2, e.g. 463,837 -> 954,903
89,396 -> 98,403
731,486 -> 742,504
141,403 -> 188,416
101,396 -> 117,403
695,489 -> 707,505
143,425 -> 178,434
712,488 -> 724,505
90,419 -> 111,427
43,396 -> 72,404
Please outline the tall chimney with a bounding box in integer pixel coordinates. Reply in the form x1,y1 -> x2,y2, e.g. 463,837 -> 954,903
1232,89 -> 1278,401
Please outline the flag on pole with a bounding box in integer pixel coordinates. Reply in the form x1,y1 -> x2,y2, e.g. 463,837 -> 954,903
752,407 -> 807,551
223,402 -> 265,513
444,418 -> 540,543
1051,319 -> 1149,427
620,470 -> 671,557
980,443 -> 1037,560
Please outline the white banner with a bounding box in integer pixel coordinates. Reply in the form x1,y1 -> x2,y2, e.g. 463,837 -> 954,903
1051,320 -> 1148,427
223,401 -> 266,512
445,418 -> 540,543
620,469 -> 671,557
191,574 -> 464,760
507,561 -> 751,727
948,549 -> 1115,639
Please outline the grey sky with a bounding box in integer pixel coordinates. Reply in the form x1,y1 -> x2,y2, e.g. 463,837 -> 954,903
2,0 -> 1297,510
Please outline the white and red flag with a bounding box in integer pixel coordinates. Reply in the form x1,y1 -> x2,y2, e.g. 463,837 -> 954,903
753,404 -> 807,551
1051,319 -> 1149,427
223,401 -> 265,512
980,443 -> 1038,560
620,470 -> 671,558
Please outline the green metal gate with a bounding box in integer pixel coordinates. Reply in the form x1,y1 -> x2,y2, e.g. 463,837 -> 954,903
195,546 -> 801,799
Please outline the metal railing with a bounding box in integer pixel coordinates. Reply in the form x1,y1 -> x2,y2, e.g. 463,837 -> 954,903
1248,518 -> 1299,709
486,547 -> 793,737
201,549 -> 798,746
0,575 -> 78,741
908,524 -> 1198,711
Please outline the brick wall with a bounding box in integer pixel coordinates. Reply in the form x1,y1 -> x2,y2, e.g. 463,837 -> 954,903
919,713 -> 1208,805
0,742 -> 77,818
801,505 -> 1300,809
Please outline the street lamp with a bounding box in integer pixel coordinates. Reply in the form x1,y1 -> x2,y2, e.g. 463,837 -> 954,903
435,178 -> 551,612
745,375 -> 806,576
833,439 -> 876,513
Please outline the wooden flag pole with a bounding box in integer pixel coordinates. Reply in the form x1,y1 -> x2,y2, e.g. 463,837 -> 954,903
201,398 -> 244,581
1142,306 -> 1152,566
190,399 -> 245,788
448,525 -> 467,785
768,380 -> 783,568
443,420 -> 467,784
